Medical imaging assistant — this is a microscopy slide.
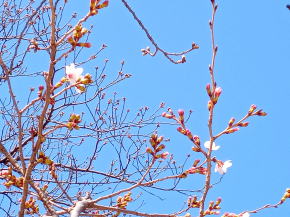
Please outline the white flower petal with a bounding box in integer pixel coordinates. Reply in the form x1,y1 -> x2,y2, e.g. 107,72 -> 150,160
65,63 -> 84,93
241,212 -> 250,217
204,141 -> 220,151
215,164 -> 224,174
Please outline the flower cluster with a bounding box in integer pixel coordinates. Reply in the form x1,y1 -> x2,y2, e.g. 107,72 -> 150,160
116,192 -> 132,209
62,63 -> 93,93
203,197 -> 222,215
182,159 -> 207,177
68,24 -> 91,48
90,0 -> 109,16
146,134 -> 169,160
0,167 -> 24,188
66,114 -> 82,130
24,197 -> 39,214
187,196 -> 201,208
37,152 -> 57,179
206,83 -> 223,110
188,196 -> 222,215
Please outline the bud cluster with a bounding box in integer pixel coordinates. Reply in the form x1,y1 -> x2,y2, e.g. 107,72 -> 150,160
68,24 -> 91,48
206,84 -> 222,109
24,197 -> 39,214
0,167 -> 24,188
180,160 -> 207,178
66,114 -> 82,130
55,74 -> 93,92
116,192 -> 132,209
90,0 -> 109,16
187,196 -> 201,208
248,104 -> 267,116
222,104 -> 267,136
203,197 -> 222,215
37,151 -> 57,179
146,134 -> 169,160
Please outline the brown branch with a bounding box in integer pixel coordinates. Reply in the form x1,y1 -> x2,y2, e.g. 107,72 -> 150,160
199,1 -> 218,216
121,0 -> 198,64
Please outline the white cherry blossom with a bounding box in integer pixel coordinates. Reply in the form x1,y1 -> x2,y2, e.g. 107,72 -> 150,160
204,141 -> 220,150
65,63 -> 84,93
215,160 -> 232,174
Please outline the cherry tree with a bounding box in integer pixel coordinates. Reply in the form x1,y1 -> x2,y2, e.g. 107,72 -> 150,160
0,1 -> 289,217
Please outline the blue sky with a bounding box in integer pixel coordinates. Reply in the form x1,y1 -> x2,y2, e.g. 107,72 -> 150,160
78,1 -> 290,216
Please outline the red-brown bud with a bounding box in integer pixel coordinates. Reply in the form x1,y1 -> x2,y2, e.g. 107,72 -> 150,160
255,109 -> 267,116
193,159 -> 200,167
237,122 -> 249,127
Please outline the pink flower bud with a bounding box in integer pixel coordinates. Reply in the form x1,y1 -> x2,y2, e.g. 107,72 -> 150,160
228,117 -> 235,127
186,129 -> 193,141
156,144 -> 165,152
177,127 -> 186,135
146,147 -> 153,155
157,136 -> 163,144
206,83 -> 212,97
38,85 -> 44,90
193,135 -> 200,146
178,109 -> 185,123
214,87 -> 222,98
162,112 -> 174,119
161,152 -> 169,159
248,104 -> 257,114
225,128 -> 239,134
178,109 -> 184,116
216,197 -> 222,205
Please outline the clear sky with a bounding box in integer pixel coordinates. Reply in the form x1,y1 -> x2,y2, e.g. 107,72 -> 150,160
78,1 -> 289,216
2,0 -> 289,216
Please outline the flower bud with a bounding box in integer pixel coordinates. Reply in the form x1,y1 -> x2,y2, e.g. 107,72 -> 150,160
193,159 -> 200,167
214,87 -> 222,97
146,147 -> 153,154
162,112 -> 174,119
225,128 -> 239,134
177,127 -> 187,135
228,117 -> 235,127
161,152 -> 169,159
193,135 -> 200,146
255,109 -> 267,116
248,104 -> 257,114
237,122 -> 249,127
156,144 -> 165,152
178,109 -> 185,123
206,83 -> 212,97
